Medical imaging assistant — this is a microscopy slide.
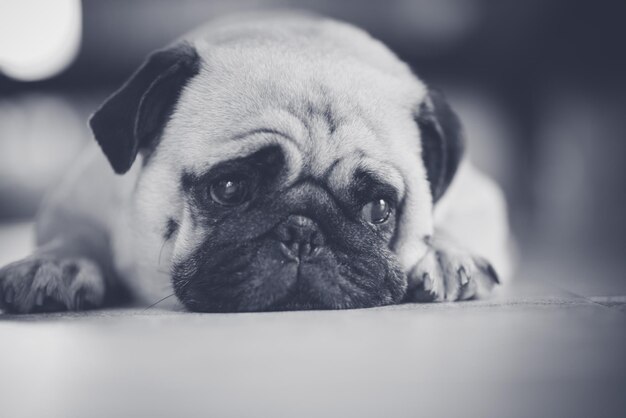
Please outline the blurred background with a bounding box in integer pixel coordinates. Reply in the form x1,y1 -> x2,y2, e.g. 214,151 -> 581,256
1,0 -> 625,296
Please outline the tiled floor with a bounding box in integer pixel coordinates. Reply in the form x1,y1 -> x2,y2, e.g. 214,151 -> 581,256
1,222 -> 625,418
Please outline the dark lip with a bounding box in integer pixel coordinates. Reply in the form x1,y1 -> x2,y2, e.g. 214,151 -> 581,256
177,271 -> 404,313
173,234 -> 406,312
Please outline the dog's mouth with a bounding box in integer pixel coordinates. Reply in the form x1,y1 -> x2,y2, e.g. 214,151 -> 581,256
172,236 -> 407,313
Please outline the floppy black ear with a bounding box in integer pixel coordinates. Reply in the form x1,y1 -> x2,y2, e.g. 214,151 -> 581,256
415,89 -> 465,203
89,42 -> 201,174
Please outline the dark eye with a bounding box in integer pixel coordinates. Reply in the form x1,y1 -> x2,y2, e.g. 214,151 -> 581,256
209,177 -> 249,206
361,198 -> 391,224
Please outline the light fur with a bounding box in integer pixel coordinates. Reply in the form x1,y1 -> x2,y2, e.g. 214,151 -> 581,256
34,12 -> 511,308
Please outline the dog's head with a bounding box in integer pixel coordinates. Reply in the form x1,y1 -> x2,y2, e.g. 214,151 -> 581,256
90,14 -> 464,312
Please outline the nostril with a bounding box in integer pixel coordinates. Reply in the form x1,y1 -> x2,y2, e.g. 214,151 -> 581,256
275,215 -> 325,260
287,225 -> 299,241
300,242 -> 312,258
275,223 -> 292,243
311,230 -> 323,247
279,242 -> 299,261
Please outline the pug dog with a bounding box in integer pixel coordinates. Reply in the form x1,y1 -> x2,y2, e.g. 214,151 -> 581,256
0,12 -> 512,313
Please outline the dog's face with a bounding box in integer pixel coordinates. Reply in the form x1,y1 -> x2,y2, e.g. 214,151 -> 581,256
90,14 -> 464,311
174,144 -> 406,311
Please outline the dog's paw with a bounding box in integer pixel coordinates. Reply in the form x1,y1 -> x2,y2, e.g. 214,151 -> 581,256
407,246 -> 499,302
0,254 -> 105,314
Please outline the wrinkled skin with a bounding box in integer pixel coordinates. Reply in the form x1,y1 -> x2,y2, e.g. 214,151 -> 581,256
172,147 -> 407,312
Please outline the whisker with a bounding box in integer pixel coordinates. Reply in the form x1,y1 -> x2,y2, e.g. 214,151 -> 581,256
145,277 -> 194,311
158,238 -> 169,267
143,293 -> 176,311
176,279 -> 191,291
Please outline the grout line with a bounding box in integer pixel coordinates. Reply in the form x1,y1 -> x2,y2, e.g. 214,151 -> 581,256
588,295 -> 626,314
589,295 -> 626,303
541,278 -> 626,315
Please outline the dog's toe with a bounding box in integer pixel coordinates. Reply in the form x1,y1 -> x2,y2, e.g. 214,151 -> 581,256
407,249 -> 446,302
407,247 -> 500,303
0,255 -> 105,314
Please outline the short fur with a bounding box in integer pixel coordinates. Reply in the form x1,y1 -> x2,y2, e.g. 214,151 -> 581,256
0,12 -> 512,313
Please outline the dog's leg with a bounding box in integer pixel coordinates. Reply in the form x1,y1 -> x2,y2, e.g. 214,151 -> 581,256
0,147 -> 124,314
407,162 -> 512,302
0,248 -> 106,313
0,217 -> 114,313
406,234 -> 500,302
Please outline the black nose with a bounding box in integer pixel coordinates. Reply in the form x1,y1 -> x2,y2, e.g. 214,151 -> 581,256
275,215 -> 325,261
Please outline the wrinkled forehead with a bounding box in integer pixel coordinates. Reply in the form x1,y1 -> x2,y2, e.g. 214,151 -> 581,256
162,44 -> 426,196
